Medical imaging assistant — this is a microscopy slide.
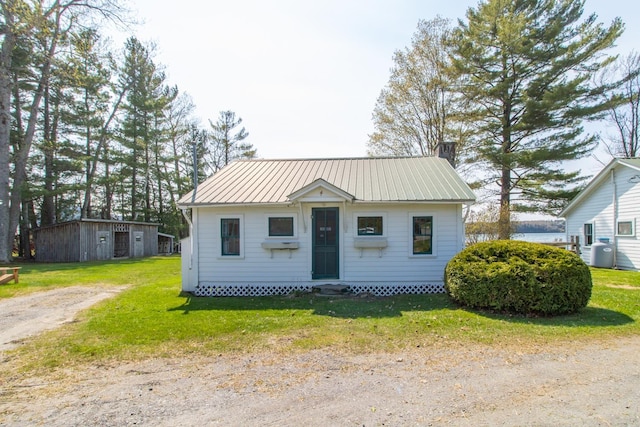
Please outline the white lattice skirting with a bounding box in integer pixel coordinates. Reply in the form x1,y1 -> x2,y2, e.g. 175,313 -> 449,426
194,282 -> 445,297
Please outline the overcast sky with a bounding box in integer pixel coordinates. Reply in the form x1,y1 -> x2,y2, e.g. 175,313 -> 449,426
117,0 -> 638,178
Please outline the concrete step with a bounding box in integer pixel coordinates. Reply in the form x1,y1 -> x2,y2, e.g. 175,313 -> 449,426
311,284 -> 351,296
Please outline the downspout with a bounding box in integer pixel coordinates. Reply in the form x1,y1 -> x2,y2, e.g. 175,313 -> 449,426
181,207 -> 194,269
182,136 -> 198,270
611,169 -> 618,268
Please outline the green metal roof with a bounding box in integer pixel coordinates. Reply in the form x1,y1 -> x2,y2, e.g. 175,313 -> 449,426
178,157 -> 476,207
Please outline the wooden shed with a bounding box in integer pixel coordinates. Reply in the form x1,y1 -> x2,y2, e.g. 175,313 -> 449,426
33,219 -> 160,262
158,232 -> 175,254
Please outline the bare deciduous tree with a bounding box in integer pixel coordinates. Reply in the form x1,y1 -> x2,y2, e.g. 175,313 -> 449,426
601,51 -> 640,158
368,17 -> 469,166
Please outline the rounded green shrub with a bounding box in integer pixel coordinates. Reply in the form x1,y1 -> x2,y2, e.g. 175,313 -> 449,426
444,240 -> 592,316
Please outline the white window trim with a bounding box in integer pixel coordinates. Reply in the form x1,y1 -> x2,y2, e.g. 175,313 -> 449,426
408,212 -> 437,258
583,222 -> 595,247
264,212 -> 298,239
217,214 -> 245,259
616,218 -> 635,237
353,212 -> 387,237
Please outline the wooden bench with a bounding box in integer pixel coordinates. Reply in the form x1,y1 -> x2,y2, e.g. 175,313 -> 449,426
0,267 -> 21,285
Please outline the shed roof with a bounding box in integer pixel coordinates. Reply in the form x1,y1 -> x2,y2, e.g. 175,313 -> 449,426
559,158 -> 640,217
178,157 -> 476,207
33,218 -> 160,232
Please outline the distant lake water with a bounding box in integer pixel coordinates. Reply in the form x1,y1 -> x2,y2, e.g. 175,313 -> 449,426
467,232 -> 567,245
513,232 -> 566,243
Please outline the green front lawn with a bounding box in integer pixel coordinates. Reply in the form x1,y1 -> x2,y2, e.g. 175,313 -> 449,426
4,256 -> 639,372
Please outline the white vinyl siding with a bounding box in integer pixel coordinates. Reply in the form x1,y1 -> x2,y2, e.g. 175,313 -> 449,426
564,163 -> 640,270
199,208 -> 308,282
344,204 -> 459,283
196,203 -> 464,286
565,171 -> 614,265
613,166 -> 640,269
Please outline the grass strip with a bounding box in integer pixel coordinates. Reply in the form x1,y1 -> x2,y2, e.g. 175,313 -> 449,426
4,257 -> 639,373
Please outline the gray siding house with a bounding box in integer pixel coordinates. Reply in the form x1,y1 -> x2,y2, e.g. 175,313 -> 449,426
560,158 -> 640,270
178,157 -> 476,296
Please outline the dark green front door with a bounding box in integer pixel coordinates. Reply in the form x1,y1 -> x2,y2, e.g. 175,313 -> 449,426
312,208 -> 339,280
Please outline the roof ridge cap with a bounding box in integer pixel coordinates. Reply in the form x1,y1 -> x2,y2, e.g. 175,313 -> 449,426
235,156 -> 435,162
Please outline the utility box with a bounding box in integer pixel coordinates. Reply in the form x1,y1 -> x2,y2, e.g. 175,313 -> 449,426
590,238 -> 614,268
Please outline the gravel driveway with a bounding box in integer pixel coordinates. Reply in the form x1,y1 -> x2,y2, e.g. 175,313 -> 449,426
0,286 -> 127,352
0,286 -> 638,426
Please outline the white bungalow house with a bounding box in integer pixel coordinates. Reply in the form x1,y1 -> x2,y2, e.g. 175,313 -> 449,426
560,158 -> 640,270
177,156 -> 476,296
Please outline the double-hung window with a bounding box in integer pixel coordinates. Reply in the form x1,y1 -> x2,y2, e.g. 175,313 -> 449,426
413,216 -> 433,255
221,218 -> 240,256
584,223 -> 594,246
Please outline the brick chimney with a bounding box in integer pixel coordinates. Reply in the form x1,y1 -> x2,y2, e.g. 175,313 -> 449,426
437,142 -> 456,168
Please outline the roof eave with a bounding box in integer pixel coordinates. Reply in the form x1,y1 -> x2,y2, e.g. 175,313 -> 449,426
178,202 -> 295,209
179,199 -> 475,209
559,159 -> 621,217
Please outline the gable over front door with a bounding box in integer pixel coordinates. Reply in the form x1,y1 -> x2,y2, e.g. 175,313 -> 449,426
312,207 -> 339,280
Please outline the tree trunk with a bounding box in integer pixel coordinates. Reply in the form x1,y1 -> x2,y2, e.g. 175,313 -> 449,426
9,60 -> 56,259
0,3 -> 16,262
7,5 -> 63,261
41,83 -> 56,226
104,143 -> 113,219
19,200 -> 32,259
498,167 -> 511,240
81,86 -> 127,219
83,86 -> 93,218
144,133 -> 151,223
498,80 -> 513,240
155,136 -> 164,221
131,139 -> 138,221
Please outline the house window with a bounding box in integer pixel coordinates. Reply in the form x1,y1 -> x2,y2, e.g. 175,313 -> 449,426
269,217 -> 294,236
221,218 -> 240,256
413,216 -> 433,255
617,220 -> 634,236
357,216 -> 383,235
584,223 -> 594,246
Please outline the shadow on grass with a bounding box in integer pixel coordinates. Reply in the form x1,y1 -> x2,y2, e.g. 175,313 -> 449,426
170,292 -> 634,327
169,292 -> 456,319
460,305 -> 634,327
